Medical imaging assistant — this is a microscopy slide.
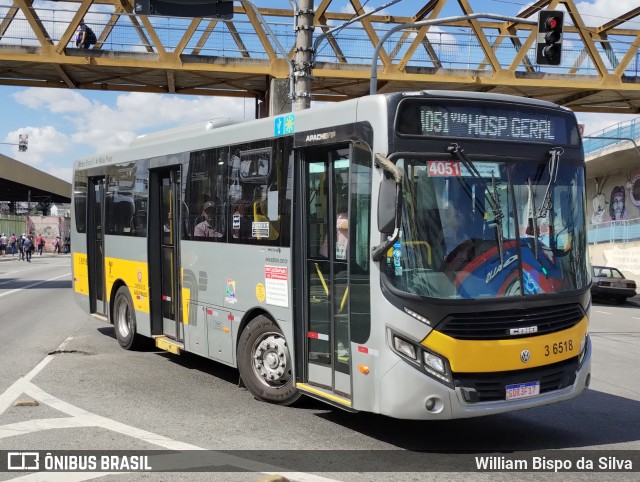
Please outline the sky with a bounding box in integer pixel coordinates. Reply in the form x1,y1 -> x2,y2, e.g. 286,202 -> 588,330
1,0 -> 639,183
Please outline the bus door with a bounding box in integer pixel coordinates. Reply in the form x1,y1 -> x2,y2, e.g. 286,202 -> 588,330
303,146 -> 353,400
87,176 -> 106,316
149,168 -> 183,342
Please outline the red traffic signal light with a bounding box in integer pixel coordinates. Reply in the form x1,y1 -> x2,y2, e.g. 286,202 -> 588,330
545,17 -> 559,30
536,10 -> 564,66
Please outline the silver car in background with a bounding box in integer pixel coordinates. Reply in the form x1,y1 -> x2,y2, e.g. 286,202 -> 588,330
591,266 -> 637,304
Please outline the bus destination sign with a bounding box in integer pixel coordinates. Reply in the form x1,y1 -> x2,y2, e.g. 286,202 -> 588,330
397,102 -> 574,145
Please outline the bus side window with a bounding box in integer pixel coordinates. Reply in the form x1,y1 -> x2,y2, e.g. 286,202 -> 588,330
224,137 -> 291,246
184,148 -> 227,242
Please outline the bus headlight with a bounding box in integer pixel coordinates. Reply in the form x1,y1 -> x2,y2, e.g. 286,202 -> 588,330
404,307 -> 431,325
423,349 -> 452,385
578,333 -> 589,365
424,352 -> 445,373
389,331 -> 453,387
393,336 -> 417,361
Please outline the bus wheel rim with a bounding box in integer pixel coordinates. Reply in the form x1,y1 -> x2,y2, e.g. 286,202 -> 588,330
251,332 -> 291,388
116,298 -> 130,337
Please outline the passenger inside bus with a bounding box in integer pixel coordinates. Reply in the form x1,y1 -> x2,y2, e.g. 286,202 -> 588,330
193,201 -> 223,238
320,187 -> 349,260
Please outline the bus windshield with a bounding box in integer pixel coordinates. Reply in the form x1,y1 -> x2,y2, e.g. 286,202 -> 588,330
383,156 -> 590,300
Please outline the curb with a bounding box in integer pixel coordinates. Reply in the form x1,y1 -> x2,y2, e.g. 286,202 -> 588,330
0,253 -> 70,262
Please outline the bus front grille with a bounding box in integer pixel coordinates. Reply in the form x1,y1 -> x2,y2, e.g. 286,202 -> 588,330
455,358 -> 579,403
438,304 -> 585,340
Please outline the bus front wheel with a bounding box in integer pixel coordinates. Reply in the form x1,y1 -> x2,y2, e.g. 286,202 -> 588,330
113,286 -> 139,350
237,316 -> 300,405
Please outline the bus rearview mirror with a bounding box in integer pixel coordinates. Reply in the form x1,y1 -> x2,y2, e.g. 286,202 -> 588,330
378,179 -> 396,234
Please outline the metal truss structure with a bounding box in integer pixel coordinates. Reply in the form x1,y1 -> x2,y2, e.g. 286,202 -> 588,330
0,0 -> 639,113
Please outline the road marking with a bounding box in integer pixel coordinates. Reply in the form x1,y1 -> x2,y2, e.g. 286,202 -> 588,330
633,317 -> 640,320
0,337 -> 340,482
0,336 -> 73,416
0,273 -> 69,298
594,310 -> 612,314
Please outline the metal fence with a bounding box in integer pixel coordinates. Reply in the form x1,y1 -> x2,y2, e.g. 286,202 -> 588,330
0,214 -> 26,238
588,217 -> 640,244
583,117 -> 640,155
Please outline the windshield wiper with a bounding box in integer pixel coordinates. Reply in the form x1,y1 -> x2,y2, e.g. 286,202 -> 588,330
490,173 -> 505,264
537,147 -> 563,221
528,177 -> 539,260
448,143 -> 504,264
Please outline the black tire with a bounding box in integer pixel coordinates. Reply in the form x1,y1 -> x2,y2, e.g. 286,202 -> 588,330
615,296 -> 627,305
237,315 -> 301,405
113,286 -> 139,350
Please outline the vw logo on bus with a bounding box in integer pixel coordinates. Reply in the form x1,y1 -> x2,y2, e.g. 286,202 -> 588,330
520,349 -> 531,363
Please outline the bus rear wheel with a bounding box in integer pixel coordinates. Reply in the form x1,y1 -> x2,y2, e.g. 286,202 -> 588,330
237,316 -> 300,406
113,286 -> 139,350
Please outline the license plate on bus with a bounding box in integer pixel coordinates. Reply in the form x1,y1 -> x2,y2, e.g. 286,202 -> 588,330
505,381 -> 540,401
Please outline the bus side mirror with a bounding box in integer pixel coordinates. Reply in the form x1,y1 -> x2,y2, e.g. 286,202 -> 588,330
378,179 -> 396,234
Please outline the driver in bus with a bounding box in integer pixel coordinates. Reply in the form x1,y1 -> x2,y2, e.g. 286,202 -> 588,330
439,198 -> 475,274
194,201 -> 223,238
441,202 -> 467,254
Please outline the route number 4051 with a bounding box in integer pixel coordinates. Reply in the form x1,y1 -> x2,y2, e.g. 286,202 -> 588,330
428,161 -> 462,177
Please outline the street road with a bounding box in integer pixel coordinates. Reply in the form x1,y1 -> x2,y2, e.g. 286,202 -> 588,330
0,255 -> 639,481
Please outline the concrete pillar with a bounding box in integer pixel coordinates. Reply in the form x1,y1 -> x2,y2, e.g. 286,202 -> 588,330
293,0 -> 314,111
269,78 -> 293,116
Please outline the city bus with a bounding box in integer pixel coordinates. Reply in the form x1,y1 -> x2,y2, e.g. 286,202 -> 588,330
71,91 -> 591,419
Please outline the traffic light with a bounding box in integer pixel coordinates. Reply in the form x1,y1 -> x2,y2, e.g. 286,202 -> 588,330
18,134 -> 28,152
536,10 -> 564,66
134,0 -> 234,19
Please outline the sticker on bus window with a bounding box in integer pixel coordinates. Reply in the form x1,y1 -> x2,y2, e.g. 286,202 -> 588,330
252,222 -> 270,238
427,161 -> 501,179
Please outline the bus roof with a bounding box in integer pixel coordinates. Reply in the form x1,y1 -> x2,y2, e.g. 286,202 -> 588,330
73,91 -> 571,169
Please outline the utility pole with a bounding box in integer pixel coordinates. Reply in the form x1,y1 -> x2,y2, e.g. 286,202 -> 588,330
293,0 -> 314,111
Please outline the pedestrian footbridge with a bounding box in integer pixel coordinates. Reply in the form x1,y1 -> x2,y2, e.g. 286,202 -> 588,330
0,0 -> 639,113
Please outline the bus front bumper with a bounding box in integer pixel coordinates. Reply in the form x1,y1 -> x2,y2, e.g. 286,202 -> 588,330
378,336 -> 591,420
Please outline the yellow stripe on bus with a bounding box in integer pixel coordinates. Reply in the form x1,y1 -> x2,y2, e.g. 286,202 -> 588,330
422,317 -> 589,373
72,253 -> 89,296
104,257 -> 150,313
296,383 -> 352,407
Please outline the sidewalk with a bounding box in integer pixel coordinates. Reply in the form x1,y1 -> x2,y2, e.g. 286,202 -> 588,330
0,252 -> 70,262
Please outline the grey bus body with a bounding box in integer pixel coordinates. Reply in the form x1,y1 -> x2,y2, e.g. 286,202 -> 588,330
71,91 -> 592,419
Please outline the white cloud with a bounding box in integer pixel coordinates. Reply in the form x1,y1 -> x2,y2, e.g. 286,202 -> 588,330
12,88 -> 92,113
10,88 -> 246,181
4,125 -> 72,166
574,0 -> 640,28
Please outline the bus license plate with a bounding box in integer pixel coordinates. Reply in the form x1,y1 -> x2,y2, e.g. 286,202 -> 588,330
505,381 -> 540,401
